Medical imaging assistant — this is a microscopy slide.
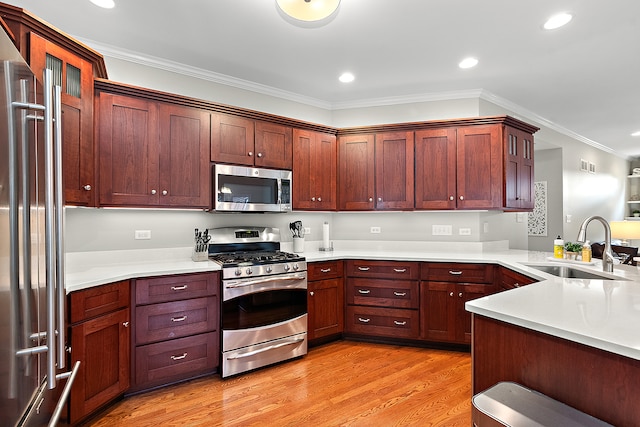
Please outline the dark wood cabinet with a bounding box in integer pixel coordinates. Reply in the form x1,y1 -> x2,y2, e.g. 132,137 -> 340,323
338,132 -> 414,210
68,281 -> 131,424
420,263 -> 495,344
307,261 -> 344,342
505,126 -> 535,210
415,128 -> 457,209
97,91 -> 210,208
344,260 -> 420,339
130,272 -> 219,394
497,266 -> 537,292
293,129 -> 337,210
211,113 -> 293,169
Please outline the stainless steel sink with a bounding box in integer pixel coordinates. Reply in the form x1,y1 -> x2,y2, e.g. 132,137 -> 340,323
525,264 -> 625,280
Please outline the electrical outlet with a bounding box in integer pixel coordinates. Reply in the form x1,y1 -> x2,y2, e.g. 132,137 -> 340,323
135,230 -> 151,240
432,225 -> 452,236
459,228 -> 472,235
566,214 -> 572,223
370,226 -> 381,234
304,227 -> 311,235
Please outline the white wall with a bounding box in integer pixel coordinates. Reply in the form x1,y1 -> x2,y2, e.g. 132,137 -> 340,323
528,148 -> 563,251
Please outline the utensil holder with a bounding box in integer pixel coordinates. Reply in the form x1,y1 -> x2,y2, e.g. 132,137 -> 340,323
293,237 -> 304,253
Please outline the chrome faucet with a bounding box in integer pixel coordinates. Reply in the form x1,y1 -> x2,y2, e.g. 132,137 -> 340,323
576,216 -> 614,272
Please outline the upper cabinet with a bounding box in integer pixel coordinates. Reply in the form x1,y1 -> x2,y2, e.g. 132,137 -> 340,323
0,3 -> 108,206
505,126 -> 535,210
293,129 -> 337,210
211,113 -> 293,170
338,131 -> 414,211
96,89 -> 210,209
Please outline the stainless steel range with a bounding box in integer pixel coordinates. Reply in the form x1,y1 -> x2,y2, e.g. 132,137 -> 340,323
208,227 -> 307,378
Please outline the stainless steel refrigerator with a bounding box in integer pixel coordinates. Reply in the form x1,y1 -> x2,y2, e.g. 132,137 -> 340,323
1,25 -> 80,426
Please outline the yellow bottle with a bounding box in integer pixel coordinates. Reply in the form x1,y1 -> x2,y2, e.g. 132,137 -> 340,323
553,236 -> 564,259
582,241 -> 592,263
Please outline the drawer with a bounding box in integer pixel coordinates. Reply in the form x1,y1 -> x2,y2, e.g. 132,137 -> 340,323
308,260 -> 344,281
345,306 -> 419,339
135,296 -> 218,345
133,331 -> 219,392
69,280 -> 130,324
346,278 -> 418,309
346,260 -> 419,280
136,272 -> 219,305
421,262 -> 494,283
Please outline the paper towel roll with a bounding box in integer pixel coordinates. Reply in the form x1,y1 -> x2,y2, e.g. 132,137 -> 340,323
322,222 -> 330,249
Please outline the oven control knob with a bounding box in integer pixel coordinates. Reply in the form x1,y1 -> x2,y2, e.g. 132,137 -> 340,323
246,267 -> 253,275
283,264 -> 291,271
266,266 -> 272,273
234,268 -> 242,276
292,263 -> 299,271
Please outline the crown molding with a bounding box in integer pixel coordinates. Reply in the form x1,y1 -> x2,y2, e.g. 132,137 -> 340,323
78,36 -> 624,158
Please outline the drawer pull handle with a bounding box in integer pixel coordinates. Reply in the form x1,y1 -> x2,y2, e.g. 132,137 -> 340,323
170,352 -> 188,361
448,270 -> 463,275
358,289 -> 371,294
394,320 -> 407,326
171,315 -> 187,322
320,268 -> 331,273
357,266 -> 370,271
171,285 -> 188,291
358,317 -> 371,323
393,268 -> 407,273
394,292 -> 407,297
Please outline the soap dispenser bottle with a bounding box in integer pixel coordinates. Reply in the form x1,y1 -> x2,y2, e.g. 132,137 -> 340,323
553,235 -> 564,259
582,241 -> 592,262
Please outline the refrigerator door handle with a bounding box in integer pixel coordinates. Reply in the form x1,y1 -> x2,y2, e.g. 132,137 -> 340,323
53,83 -> 66,370
49,361 -> 81,427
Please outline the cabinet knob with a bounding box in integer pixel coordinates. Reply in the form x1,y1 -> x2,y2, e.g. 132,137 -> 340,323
369,197 -> 373,202
449,292 -> 454,297
151,189 -> 157,195
378,197 -> 382,202
257,152 -> 263,158
459,195 -> 464,200
162,190 -> 168,196
83,184 -> 92,191
309,291 -> 314,296
317,197 -> 322,202
248,151 -> 253,156
311,197 -> 316,201
449,196 -> 454,201
458,292 -> 463,298
122,321 -> 129,328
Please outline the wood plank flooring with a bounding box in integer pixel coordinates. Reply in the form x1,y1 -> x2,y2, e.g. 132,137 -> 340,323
83,341 -> 471,427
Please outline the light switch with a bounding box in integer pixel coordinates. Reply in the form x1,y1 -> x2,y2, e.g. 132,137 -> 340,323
566,215 -> 572,223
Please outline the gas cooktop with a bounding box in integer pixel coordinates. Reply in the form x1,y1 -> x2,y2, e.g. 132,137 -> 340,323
210,250 -> 304,267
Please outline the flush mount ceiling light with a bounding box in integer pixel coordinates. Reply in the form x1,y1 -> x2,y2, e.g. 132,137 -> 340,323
543,12 -> 573,30
339,72 -> 354,83
458,57 -> 479,69
631,131 -> 640,137
276,0 -> 340,22
89,0 -> 115,8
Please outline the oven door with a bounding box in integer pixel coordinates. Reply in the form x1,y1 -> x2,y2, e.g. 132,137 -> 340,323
214,164 -> 291,212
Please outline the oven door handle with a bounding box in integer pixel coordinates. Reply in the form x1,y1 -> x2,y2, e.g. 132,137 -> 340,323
226,337 -> 305,360
225,274 -> 306,288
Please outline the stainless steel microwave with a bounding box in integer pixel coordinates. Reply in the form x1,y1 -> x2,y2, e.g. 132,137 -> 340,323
213,164 -> 292,212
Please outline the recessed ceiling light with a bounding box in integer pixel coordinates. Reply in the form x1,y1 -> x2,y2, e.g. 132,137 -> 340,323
543,12 -> 572,30
458,57 -> 478,69
632,131 -> 640,137
339,72 -> 354,83
89,0 -> 115,9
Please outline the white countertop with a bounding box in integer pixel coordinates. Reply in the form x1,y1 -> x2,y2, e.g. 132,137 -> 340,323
65,240 -> 640,361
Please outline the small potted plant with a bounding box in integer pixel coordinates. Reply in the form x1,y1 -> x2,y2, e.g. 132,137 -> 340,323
564,242 -> 583,260
633,209 -> 640,218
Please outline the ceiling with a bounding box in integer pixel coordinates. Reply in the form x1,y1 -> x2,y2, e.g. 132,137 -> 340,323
7,0 -> 640,158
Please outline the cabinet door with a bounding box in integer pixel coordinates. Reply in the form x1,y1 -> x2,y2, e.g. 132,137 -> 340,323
97,93 -> 159,206
254,121 -> 293,169
455,284 -> 492,343
211,113 -> 255,166
338,134 -> 375,210
158,104 -> 210,208
421,281 -> 455,342
293,129 -> 337,210
308,277 -> 344,341
70,308 -> 130,423
29,33 -> 95,206
505,127 -> 535,210
415,128 -> 457,209
375,131 -> 414,210
456,125 -> 502,209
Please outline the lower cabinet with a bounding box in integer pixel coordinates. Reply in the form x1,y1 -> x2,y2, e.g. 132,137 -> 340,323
344,260 -> 420,340
420,263 -> 495,344
68,280 -> 131,424
130,272 -> 220,394
497,266 -> 537,291
307,261 -> 344,343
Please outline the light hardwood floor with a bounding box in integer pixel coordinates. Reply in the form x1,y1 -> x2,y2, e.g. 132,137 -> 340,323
84,341 -> 472,427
